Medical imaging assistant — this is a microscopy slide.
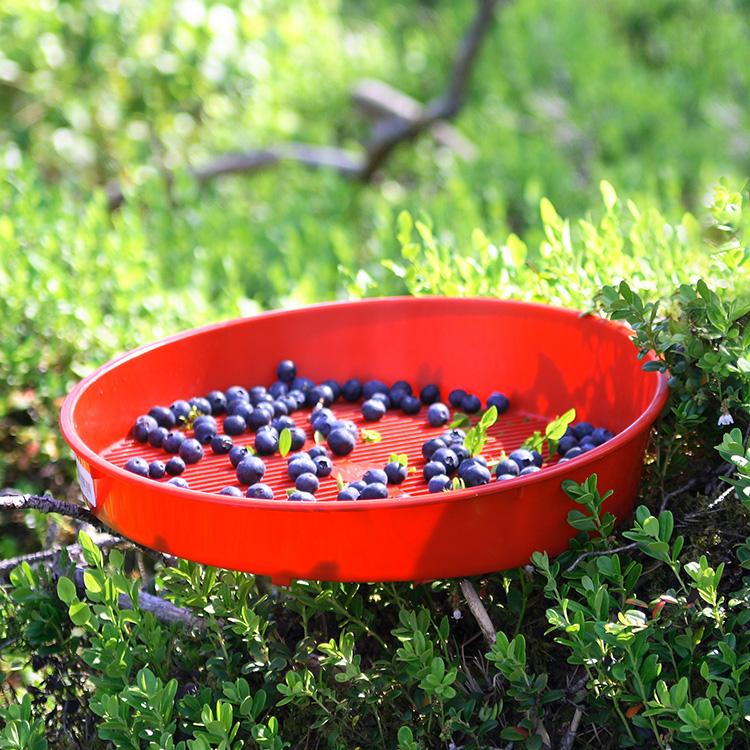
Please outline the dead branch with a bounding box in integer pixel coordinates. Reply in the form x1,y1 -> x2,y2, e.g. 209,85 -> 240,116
460,578 -> 497,646
67,567 -> 206,632
193,0 -> 501,186
0,490 -> 104,529
352,78 -> 479,161
558,707 -> 583,750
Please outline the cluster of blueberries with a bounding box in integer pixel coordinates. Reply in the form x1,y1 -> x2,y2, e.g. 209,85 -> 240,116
121,357 -> 612,500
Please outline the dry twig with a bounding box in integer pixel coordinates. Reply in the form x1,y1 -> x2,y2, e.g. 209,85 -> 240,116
460,579 -> 497,646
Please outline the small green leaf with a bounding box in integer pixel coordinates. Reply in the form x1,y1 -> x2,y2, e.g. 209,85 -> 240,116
336,473 -> 344,492
279,428 -> 292,457
361,430 -> 382,444
69,601 -> 91,626
57,577 -> 77,605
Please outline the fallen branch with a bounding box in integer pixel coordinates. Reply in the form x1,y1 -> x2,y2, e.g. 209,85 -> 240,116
460,579 -> 497,646
558,707 -> 583,750
0,490 -> 104,529
67,567 -> 206,632
194,0 -> 501,186
0,491 -> 179,570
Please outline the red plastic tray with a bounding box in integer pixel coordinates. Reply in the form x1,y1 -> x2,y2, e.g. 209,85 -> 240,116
60,297 -> 668,584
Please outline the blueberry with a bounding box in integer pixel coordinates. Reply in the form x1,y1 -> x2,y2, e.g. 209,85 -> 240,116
167,477 -> 189,488
162,431 -> 186,454
422,437 -> 448,461
442,428 -> 466,444
170,400 -> 192,425
557,436 -> 578,456
236,456 -> 266,485
290,377 -> 314,394
166,456 -> 186,476
295,472 -> 320,494
179,438 -> 204,464
591,427 -> 614,445
227,400 -> 253,421
430,447 -> 459,475
391,380 -> 413,396
280,395 -> 299,413
424,461 -> 447,481
271,400 -> 289,418
363,380 -> 389,400
562,446 -> 583,460
206,390 -> 227,415
287,389 -> 307,408
321,379 -> 342,402
148,406 -> 176,430
276,360 -> 297,383
519,465 -> 541,475
313,455 -> 333,478
248,406 -> 273,431
225,386 -> 249,403
311,410 -> 337,437
288,426 -> 308,451
370,391 -> 392,409
494,459 -> 520,478
223,414 -> 247,436
401,395 -> 421,415
193,414 -> 217,430
572,422 -> 595,440
388,387 -> 409,408
249,385 -> 268,404
457,457 -> 488,479
486,392 -> 510,414
452,443 -> 471,463
420,384 -> 441,405
132,415 -> 157,443
428,474 -> 451,493
148,426 -> 169,448
308,445 -> 329,460
341,379 -> 363,402
288,490 -> 316,502
148,460 -> 166,479
307,384 -> 334,409
229,445 -> 251,468
531,450 -> 543,468
384,461 -> 408,484
496,473 -> 517,482
219,486 -> 243,497
327,427 -> 356,456
333,420 -> 358,439
189,396 -> 212,416
337,486 -> 360,501
288,456 -> 318,481
461,393 -> 482,414
350,480 -> 367,493
362,398 -> 387,422
124,456 -> 149,476
272,415 -> 296,433
359,483 -> 389,499
427,402 -> 450,427
508,449 -> 535,471
269,380 -> 289,400
461,463 -> 492,487
254,427 -> 279,456
579,439 -> 597,453
194,420 -> 218,444
211,434 -> 234,455
448,389 -> 467,409
247,483 -> 274,499
362,468 -> 388,485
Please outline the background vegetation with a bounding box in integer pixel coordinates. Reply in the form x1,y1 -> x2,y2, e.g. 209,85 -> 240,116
1,1 -> 749,748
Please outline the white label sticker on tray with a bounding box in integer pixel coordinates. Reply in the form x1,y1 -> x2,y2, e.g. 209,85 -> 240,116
76,457 -> 96,508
